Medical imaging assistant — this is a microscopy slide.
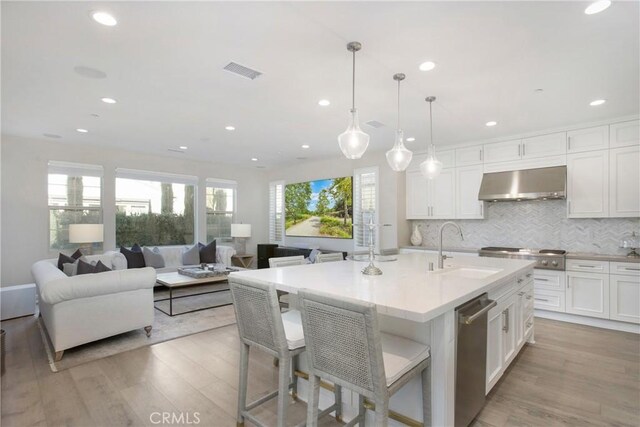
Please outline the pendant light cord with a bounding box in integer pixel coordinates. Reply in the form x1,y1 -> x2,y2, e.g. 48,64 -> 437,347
397,79 -> 401,129
352,50 -> 356,110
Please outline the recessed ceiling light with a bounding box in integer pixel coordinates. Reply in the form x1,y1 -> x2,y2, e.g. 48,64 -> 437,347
76,128 -> 88,133
589,99 -> 606,106
90,113 -> 100,118
251,157 -> 258,162
585,0 -> 611,15
101,97 -> 116,104
406,137 -> 416,142
485,121 -> 497,127
179,146 -> 188,150
225,126 -> 236,131
419,61 -> 436,71
534,88 -> 544,93
301,144 -> 310,149
92,11 -> 117,26
318,99 -> 330,106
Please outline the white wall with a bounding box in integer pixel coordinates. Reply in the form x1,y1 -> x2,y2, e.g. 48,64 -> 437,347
267,150 -> 406,253
0,134 -> 268,287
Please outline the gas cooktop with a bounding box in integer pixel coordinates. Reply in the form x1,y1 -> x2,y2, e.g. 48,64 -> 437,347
478,247 -> 566,270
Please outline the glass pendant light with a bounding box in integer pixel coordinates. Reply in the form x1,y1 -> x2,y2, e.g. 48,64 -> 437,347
386,73 -> 413,171
420,96 -> 443,179
338,41 -> 370,160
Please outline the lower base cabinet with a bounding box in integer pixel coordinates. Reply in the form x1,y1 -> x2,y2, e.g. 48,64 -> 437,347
566,271 -> 610,319
486,275 -> 533,394
610,274 -> 640,324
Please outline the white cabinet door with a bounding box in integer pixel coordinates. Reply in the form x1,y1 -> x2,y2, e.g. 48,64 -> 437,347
610,274 -> 640,324
437,149 -> 456,169
456,146 -> 483,166
566,271 -> 610,319
610,120 -> 639,148
486,304 -> 504,393
533,269 -> 565,291
567,125 -> 609,153
484,139 -> 522,163
567,150 -> 609,218
406,170 -> 429,219
431,168 -> 456,219
610,146 -> 640,217
522,132 -> 567,159
502,295 -> 517,366
455,164 -> 485,219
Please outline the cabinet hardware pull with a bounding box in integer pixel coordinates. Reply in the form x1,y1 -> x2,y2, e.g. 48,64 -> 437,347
518,292 -> 525,296
624,267 -> 640,271
526,322 -> 532,327
534,298 -> 549,302
517,278 -> 524,283
567,136 -> 571,151
502,309 -> 510,333
480,149 -> 483,161
518,144 -> 521,157
523,144 -> 526,157
577,265 -> 601,269
526,295 -> 532,300
480,203 -> 483,216
536,278 -> 549,281
568,200 -> 571,213
526,273 -> 532,278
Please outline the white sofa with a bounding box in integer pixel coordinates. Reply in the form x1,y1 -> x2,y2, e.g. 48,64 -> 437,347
32,251 -> 156,361
152,244 -> 236,274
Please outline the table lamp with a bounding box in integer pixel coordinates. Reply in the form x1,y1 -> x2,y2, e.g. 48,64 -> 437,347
231,223 -> 251,255
69,224 -> 104,255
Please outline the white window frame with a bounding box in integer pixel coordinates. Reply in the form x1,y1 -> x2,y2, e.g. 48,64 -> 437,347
47,161 -> 104,252
205,178 -> 238,241
353,166 -> 379,252
269,180 -> 285,245
114,168 -> 198,246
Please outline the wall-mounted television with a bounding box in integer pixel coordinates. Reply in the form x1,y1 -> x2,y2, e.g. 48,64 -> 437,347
285,176 -> 353,239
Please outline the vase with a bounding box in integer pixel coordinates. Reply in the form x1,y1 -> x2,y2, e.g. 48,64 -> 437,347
410,224 -> 423,246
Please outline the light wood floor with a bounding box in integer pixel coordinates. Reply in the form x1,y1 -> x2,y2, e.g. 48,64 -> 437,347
1,316 -> 638,427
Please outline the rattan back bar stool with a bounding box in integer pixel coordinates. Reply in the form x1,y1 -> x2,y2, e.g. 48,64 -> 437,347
229,277 -> 342,427
314,253 -> 345,263
298,289 -> 432,427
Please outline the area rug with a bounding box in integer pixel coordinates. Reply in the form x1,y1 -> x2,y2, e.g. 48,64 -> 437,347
38,285 -> 237,372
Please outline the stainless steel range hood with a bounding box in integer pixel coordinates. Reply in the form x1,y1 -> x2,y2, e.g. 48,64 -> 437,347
478,166 -> 566,202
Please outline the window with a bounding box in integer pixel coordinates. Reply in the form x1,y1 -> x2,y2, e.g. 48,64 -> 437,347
48,161 -> 103,251
115,168 -> 197,246
206,178 -> 237,241
269,181 -> 284,244
353,167 -> 379,251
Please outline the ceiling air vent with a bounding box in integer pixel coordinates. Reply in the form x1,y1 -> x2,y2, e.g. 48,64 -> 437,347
365,120 -> 385,129
223,62 -> 263,80
167,148 -> 186,154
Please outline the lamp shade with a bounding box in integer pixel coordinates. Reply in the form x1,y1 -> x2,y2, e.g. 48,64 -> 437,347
231,224 -> 252,238
69,224 -> 104,243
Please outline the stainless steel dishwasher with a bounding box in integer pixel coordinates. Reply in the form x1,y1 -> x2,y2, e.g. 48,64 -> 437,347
455,293 -> 497,427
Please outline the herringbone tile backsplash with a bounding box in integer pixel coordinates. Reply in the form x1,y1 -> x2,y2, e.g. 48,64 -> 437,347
411,200 -> 640,255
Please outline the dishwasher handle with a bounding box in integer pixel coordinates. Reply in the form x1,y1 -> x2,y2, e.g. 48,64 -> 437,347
459,299 -> 497,325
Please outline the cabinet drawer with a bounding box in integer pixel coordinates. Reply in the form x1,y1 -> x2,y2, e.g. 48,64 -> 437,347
566,259 -> 609,274
533,270 -> 565,291
534,289 -> 565,312
610,262 -> 640,276
488,278 -> 517,302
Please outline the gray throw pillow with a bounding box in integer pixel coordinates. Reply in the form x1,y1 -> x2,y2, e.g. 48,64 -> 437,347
182,244 -> 201,265
143,246 -> 166,268
62,256 -> 87,276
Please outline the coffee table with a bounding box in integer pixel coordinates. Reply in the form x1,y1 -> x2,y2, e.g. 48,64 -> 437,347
155,272 -> 231,316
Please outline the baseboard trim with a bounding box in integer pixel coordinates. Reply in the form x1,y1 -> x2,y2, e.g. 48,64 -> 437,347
535,309 -> 640,334
1,284 -> 36,320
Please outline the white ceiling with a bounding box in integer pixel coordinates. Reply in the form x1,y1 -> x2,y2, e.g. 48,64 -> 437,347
2,1 -> 639,168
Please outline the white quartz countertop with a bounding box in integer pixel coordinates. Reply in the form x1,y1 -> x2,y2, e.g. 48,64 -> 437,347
230,253 -> 535,323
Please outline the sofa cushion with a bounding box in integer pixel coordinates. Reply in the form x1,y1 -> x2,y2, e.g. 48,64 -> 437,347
142,247 -> 166,268
120,246 -> 146,269
57,249 -> 83,271
199,240 -> 217,264
94,260 -> 112,273
77,259 -> 96,275
62,256 -> 87,276
182,244 -> 201,265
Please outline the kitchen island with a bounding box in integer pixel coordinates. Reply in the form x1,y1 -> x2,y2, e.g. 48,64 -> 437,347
229,252 -> 535,426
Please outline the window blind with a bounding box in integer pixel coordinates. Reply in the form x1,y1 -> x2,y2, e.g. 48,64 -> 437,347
353,167 -> 379,252
115,168 -> 198,185
48,161 -> 103,177
269,181 -> 284,244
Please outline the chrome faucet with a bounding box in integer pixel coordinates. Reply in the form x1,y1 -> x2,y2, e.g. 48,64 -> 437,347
438,221 -> 464,269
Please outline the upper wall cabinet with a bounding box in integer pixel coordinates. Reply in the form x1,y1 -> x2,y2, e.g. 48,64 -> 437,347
609,146 -> 640,217
567,125 -> 609,153
522,132 -> 567,159
456,146 -> 484,166
405,168 -> 456,219
456,164 -> 485,219
567,150 -> 609,218
484,139 -> 522,163
610,120 -> 640,148
406,170 -> 429,219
